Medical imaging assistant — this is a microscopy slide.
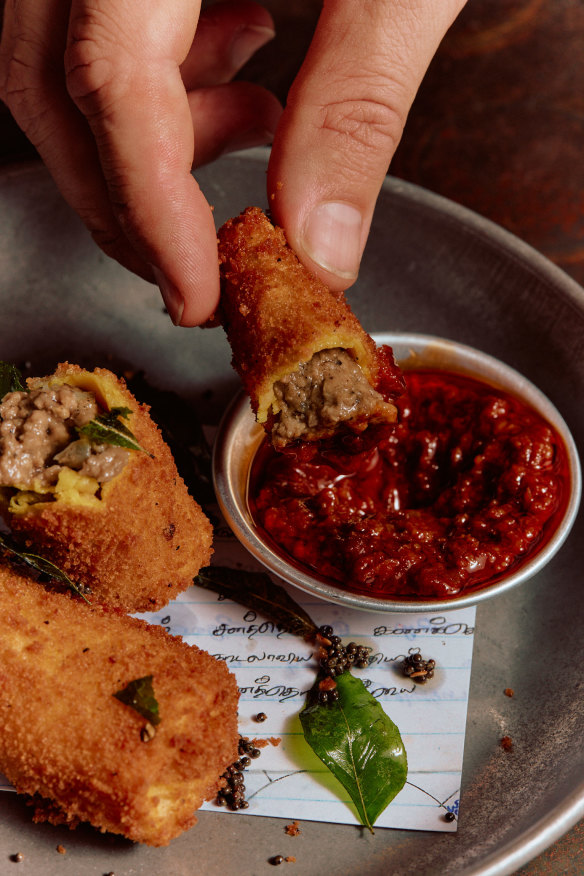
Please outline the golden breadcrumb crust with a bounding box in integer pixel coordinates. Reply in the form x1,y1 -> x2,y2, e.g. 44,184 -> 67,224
0,564 -> 238,846
218,207 -> 399,427
0,363 -> 212,612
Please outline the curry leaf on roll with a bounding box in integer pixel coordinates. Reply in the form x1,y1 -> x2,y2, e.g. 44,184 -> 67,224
300,672 -> 408,831
0,531 -> 90,603
0,363 -> 213,613
114,675 -> 161,725
0,361 -> 27,397
78,406 -> 146,453
0,564 -> 239,846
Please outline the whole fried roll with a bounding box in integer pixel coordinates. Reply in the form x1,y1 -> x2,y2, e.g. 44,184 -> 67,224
218,207 -> 404,446
0,563 -> 239,847
0,363 -> 212,612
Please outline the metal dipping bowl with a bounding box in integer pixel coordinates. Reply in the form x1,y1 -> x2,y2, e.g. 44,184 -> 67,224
213,333 -> 581,613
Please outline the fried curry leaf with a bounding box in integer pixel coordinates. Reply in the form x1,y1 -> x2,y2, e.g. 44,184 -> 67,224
78,406 -> 144,452
114,675 -> 160,725
194,566 -> 317,638
0,532 -> 90,603
300,672 -> 408,831
0,361 -> 27,397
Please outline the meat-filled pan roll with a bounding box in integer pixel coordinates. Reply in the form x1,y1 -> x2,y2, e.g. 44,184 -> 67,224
218,207 -> 404,447
0,362 -> 212,611
0,563 -> 238,847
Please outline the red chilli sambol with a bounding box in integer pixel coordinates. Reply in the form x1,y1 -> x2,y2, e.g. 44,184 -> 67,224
249,369 -> 570,600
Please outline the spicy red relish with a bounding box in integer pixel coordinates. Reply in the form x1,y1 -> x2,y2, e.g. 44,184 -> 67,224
249,369 -> 569,600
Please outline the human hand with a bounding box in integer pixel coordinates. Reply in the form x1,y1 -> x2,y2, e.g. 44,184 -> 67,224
267,0 -> 467,292
0,0 -> 282,325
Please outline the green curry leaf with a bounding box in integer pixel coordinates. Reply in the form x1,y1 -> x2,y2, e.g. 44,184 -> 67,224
114,675 -> 160,725
0,532 -> 90,603
300,672 -> 408,831
194,565 -> 317,638
78,406 -> 144,452
0,361 -> 27,398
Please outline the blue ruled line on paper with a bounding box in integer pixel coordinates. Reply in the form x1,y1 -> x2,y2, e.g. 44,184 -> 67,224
135,576 -> 477,833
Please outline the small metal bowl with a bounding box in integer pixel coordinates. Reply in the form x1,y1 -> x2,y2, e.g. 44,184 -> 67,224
213,333 -> 581,612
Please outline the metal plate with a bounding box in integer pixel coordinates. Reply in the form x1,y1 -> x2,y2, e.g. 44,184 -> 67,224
0,149 -> 583,875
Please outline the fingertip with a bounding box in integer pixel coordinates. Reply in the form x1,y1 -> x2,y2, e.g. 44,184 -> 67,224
158,257 -> 221,328
149,187 -> 221,327
152,267 -> 185,326
180,279 -> 221,327
183,0 -> 276,88
267,126 -> 366,292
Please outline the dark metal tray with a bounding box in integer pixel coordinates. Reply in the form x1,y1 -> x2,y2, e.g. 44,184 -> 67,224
0,150 -> 582,875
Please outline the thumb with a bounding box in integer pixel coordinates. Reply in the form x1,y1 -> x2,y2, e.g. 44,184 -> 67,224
267,0 -> 466,291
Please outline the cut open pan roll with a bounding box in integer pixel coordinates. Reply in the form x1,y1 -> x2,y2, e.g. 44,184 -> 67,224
218,207 -> 404,447
0,563 -> 238,846
0,363 -> 212,611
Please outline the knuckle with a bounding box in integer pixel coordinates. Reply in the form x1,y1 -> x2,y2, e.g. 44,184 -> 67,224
0,30 -> 43,118
65,42 -> 116,110
320,96 -> 404,156
0,55 -> 56,145
0,54 -> 30,112
65,14 -> 125,111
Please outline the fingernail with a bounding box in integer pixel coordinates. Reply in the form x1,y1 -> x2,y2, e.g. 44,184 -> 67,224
302,202 -> 363,280
230,25 -> 275,71
153,266 -> 184,326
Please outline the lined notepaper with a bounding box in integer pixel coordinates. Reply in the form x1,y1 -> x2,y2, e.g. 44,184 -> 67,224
0,534 -> 476,833
144,537 -> 476,833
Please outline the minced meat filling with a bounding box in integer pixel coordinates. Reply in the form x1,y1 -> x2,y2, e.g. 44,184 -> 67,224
271,348 -> 391,445
0,385 -> 129,489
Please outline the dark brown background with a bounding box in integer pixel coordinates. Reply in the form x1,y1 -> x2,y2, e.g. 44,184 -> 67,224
1,0 -> 583,871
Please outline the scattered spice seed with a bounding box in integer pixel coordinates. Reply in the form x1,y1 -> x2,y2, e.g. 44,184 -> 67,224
402,652 -> 436,684
501,735 -> 513,751
504,688 -> 514,697
215,736 -> 261,810
313,624 -> 371,704
444,811 -> 456,822
56,844 -> 66,854
269,855 -> 285,865
10,852 -> 24,863
254,712 -> 267,722
284,821 -> 301,836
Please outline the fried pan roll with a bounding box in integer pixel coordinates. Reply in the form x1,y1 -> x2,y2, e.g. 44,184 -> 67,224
0,363 -> 212,612
0,563 -> 239,846
218,207 -> 404,446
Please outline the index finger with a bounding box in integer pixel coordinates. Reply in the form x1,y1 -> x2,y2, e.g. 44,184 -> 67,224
65,0 -> 218,325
